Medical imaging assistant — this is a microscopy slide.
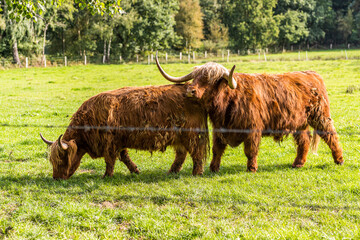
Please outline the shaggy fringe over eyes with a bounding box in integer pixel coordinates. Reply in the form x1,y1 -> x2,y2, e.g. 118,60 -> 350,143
193,62 -> 229,84
49,142 -> 62,167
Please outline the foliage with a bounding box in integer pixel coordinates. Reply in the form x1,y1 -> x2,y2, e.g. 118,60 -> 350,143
223,0 -> 279,50
175,0 -> 204,49
1,0 -> 360,60
0,0 -> 122,21
0,56 -> 359,238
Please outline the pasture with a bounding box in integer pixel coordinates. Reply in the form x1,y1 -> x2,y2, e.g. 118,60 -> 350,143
0,56 -> 360,239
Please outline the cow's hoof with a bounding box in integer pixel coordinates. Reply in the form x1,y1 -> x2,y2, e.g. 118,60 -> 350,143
132,168 -> 140,174
336,161 -> 344,165
292,164 -> 304,168
210,166 -> 220,173
246,167 -> 257,173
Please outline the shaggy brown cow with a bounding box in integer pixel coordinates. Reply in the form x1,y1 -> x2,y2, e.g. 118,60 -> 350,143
40,84 -> 208,179
156,57 -> 343,172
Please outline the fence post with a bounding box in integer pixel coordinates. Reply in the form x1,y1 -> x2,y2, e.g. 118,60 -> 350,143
238,50 -> 240,55
165,52 -> 168,63
227,50 -> 230,62
180,52 -> 182,61
136,54 -> 139,63
151,54 -> 153,63
193,51 -> 195,61
44,55 -> 46,67
64,56 -> 67,66
148,55 -> 150,65
84,55 -> 87,65
348,43 -> 350,49
345,50 -> 348,60
103,55 -> 106,64
330,44 -> 332,49
120,55 -> 122,64
205,51 -> 207,58
26,57 -> 28,68
264,52 -> 267,62
188,53 -> 190,64
247,49 -> 250,55
291,45 -> 293,51
258,52 -> 261,60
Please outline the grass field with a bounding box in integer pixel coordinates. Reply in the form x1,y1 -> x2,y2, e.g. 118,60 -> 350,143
0,56 -> 360,239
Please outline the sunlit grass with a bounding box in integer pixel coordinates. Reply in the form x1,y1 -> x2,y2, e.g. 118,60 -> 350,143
0,56 -> 359,239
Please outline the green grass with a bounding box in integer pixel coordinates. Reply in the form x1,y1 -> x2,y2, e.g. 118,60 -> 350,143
0,56 -> 360,239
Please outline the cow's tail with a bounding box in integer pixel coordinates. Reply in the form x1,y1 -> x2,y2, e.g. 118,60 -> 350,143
311,130 -> 320,155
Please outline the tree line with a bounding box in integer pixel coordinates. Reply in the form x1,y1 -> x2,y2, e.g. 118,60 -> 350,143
1,0 -> 359,65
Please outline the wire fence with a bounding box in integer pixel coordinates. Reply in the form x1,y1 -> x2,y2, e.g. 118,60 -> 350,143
1,48 -> 360,69
1,123 -> 359,136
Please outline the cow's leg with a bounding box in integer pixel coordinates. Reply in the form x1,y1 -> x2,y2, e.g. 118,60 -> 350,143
168,147 -> 187,174
119,149 -> 140,174
103,153 -> 117,178
187,141 -> 206,176
210,134 -> 227,172
244,133 -> 261,172
314,120 -> 343,165
292,126 -> 311,168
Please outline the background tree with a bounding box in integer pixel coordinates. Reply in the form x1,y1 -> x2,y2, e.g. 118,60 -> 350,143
175,0 -> 204,50
337,8 -> 354,45
223,0 -> 279,51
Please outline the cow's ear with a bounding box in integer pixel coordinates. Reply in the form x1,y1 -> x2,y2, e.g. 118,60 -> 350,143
66,140 -> 78,169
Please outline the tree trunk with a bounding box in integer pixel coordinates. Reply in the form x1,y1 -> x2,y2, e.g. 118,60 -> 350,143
103,40 -> 107,63
107,38 -> 111,63
12,38 -> 21,67
42,23 -> 49,64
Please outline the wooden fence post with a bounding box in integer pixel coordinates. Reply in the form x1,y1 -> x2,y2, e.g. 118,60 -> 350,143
227,50 -> 230,62
44,55 -> 46,67
84,55 -> 87,65
345,50 -> 348,60
136,55 -> 139,63
188,53 -> 190,64
26,57 -> 28,68
264,52 -> 267,62
65,56 -> 67,66
205,51 -> 207,58
180,52 -> 182,61
165,52 -> 168,63
120,55 -> 122,64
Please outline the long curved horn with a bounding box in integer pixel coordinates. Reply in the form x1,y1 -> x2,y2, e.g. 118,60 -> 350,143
40,133 -> 54,146
57,134 -> 68,150
155,51 -> 194,83
223,65 -> 237,89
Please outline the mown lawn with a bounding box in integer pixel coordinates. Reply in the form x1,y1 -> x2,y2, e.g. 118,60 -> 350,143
0,57 -> 359,239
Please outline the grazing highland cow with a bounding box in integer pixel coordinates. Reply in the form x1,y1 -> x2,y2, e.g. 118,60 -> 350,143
156,55 -> 343,172
41,84 -> 208,179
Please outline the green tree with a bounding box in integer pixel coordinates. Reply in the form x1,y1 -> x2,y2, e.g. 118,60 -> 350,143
175,0 -> 204,49
337,8 -> 354,44
1,0 -> 122,21
277,10 -> 308,50
223,0 -> 279,51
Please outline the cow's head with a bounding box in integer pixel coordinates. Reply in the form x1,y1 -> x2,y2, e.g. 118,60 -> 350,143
155,52 -> 236,99
40,133 -> 78,180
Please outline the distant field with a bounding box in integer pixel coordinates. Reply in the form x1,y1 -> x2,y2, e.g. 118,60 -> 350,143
0,58 -> 359,239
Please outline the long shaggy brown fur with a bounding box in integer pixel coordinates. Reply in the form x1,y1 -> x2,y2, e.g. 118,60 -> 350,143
186,62 -> 343,172
44,84 -> 209,179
